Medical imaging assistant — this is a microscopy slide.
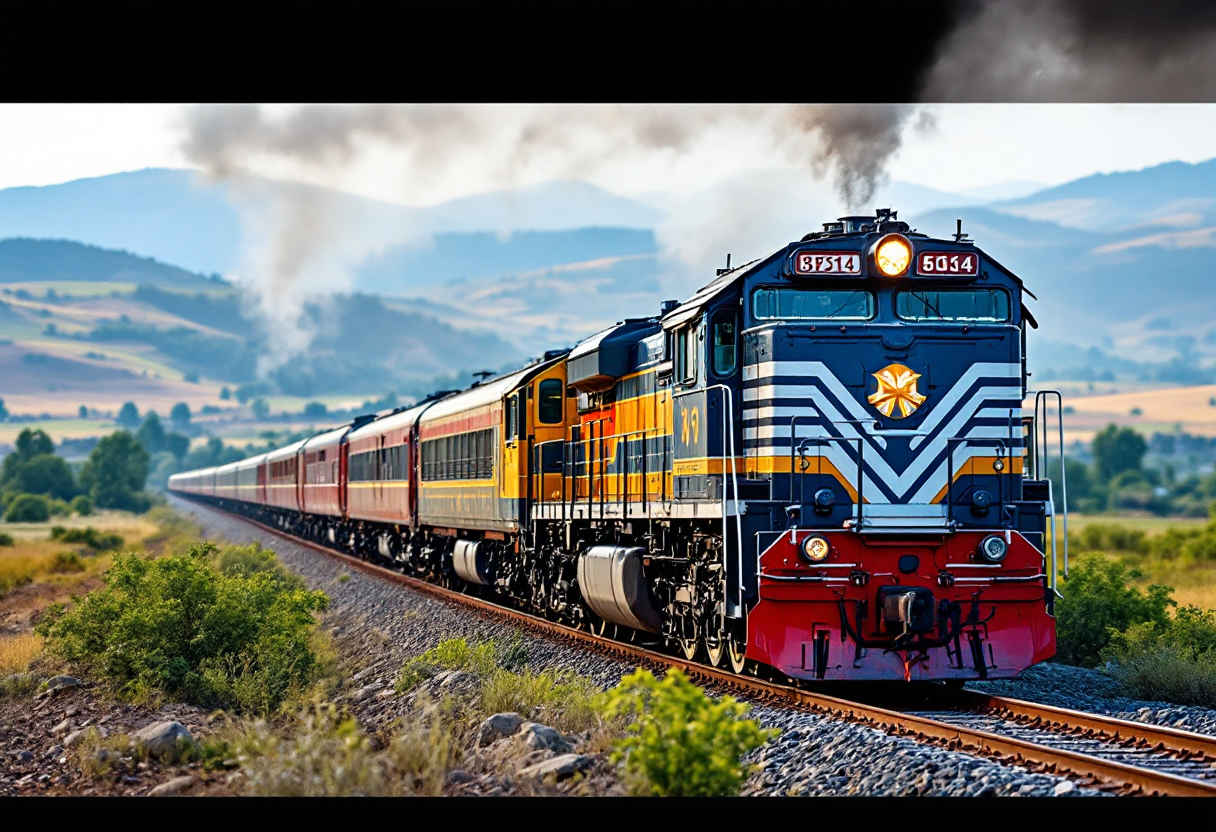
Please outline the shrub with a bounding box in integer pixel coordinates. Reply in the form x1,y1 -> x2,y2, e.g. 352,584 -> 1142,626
395,637 -> 499,693
5,494 -> 49,523
49,525 -> 124,551
479,667 -> 602,733
50,551 -> 85,573
0,532 -> 13,546
1070,523 -> 1149,554
1055,554 -> 1174,667
70,495 -> 93,516
1103,606 -> 1216,706
210,541 -> 304,591
35,543 -> 328,712
599,668 -> 777,796
218,701 -> 461,796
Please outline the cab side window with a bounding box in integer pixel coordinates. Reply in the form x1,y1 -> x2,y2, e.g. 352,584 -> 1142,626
711,308 -> 737,377
538,378 -> 563,424
674,325 -> 698,385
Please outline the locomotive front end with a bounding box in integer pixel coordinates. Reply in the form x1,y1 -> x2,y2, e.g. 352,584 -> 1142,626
740,211 -> 1058,682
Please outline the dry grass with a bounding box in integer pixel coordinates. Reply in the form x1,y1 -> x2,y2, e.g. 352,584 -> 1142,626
0,632 -> 42,674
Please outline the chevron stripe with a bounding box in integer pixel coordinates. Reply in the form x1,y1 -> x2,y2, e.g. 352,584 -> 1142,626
742,360 -> 1023,502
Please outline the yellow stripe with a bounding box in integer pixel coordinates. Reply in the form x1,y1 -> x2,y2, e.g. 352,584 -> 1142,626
349,482 -> 411,488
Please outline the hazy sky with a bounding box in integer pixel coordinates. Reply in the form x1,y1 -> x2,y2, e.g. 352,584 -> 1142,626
3,104 -> 1216,205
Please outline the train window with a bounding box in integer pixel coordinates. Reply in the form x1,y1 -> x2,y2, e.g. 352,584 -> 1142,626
675,326 -> 697,385
711,309 -> 737,377
538,378 -> 563,424
752,287 -> 875,320
505,396 -> 517,440
896,289 -> 1010,323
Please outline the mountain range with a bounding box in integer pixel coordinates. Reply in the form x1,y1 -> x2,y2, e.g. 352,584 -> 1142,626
1,160 -> 1214,401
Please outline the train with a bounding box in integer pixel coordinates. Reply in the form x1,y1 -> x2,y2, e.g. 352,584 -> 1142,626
170,208 -> 1069,684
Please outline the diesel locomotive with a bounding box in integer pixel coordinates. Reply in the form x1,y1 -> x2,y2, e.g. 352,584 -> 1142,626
170,208 -> 1069,684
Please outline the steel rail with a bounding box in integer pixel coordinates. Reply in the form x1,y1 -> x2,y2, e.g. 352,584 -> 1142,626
186,499 -> 1216,797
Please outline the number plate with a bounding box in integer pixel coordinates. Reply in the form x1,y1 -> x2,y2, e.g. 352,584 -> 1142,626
793,252 -> 861,275
916,251 -> 978,275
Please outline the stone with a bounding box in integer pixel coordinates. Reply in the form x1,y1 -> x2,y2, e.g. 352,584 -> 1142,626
352,685 -> 381,703
147,775 -> 198,797
446,769 -> 475,786
519,722 -> 574,754
517,753 -> 592,780
476,713 -> 524,747
1053,780 -> 1075,796
15,750 -> 33,763
45,745 -> 64,759
52,719 -> 72,735
132,721 -> 196,762
44,671 -> 81,690
64,729 -> 92,748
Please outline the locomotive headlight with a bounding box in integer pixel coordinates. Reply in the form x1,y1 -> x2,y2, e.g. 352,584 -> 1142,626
873,235 -> 912,277
978,534 -> 1008,563
801,535 -> 831,562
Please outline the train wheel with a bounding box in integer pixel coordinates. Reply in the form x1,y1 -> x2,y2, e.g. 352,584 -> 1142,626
677,637 -> 699,662
589,615 -> 610,638
704,636 -> 726,668
727,636 -> 748,675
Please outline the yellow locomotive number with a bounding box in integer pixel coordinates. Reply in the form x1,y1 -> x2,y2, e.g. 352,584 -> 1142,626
680,405 -> 701,447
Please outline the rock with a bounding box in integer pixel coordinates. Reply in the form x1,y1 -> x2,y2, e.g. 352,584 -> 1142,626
446,769 -> 475,785
45,745 -> 64,759
519,722 -> 574,754
476,713 -> 524,747
352,685 -> 381,703
517,753 -> 592,780
1053,780 -> 1075,796
64,729 -> 92,748
15,750 -> 33,763
52,719 -> 72,735
147,775 -> 198,797
41,676 -> 83,695
132,721 -> 196,762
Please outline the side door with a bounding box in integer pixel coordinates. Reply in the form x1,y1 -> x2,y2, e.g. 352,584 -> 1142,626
499,388 -> 530,526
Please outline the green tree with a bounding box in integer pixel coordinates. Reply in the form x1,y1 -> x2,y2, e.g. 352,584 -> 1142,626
115,401 -> 140,429
220,387 -> 231,401
169,402 -> 191,428
302,401 -> 327,419
1091,424 -> 1147,483
251,399 -> 271,420
0,398 -> 8,421
165,432 -> 190,461
136,412 -> 166,455
1,428 -> 57,490
78,405 -> 88,419
79,431 -> 150,512
8,454 -> 77,501
5,493 -> 49,522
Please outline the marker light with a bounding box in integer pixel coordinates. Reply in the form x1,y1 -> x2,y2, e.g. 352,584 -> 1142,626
978,534 -> 1008,563
873,234 -> 912,277
801,535 -> 831,562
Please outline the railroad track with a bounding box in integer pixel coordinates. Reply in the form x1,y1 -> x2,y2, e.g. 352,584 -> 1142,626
197,502 -> 1216,796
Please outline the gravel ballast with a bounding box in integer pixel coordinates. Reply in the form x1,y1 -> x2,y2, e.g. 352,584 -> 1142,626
169,497 -> 1146,797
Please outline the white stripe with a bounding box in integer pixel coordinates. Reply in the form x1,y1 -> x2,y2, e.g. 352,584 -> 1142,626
741,405 -> 820,421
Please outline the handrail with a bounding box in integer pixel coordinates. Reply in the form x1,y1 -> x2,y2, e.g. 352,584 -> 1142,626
1032,390 -> 1068,592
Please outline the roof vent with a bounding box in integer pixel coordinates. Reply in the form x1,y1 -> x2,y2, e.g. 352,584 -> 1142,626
660,299 -> 679,316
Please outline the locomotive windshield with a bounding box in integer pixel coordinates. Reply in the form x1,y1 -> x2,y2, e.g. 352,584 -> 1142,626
895,288 -> 1011,322
752,287 -> 874,321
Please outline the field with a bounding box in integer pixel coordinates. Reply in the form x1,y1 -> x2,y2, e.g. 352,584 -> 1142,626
1039,382 -> 1216,443
0,509 -> 179,676
1061,513 -> 1216,611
